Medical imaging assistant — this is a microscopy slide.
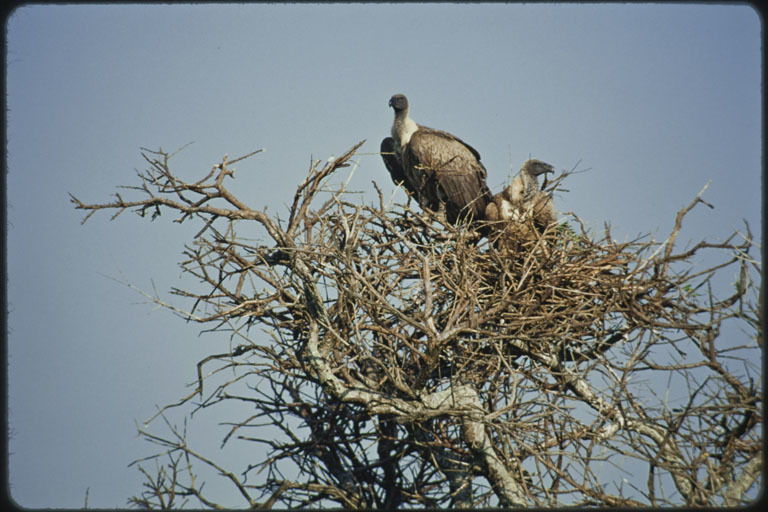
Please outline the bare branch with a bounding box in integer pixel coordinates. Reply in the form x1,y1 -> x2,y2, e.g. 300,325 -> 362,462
75,143 -> 761,508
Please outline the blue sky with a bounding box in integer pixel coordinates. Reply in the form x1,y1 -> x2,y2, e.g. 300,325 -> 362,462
5,3 -> 762,508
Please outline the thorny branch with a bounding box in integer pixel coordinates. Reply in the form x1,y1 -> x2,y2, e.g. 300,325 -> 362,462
73,142 -> 762,508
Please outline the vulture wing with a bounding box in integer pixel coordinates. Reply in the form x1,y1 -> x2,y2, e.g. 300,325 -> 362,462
403,127 -> 492,224
380,137 -> 420,201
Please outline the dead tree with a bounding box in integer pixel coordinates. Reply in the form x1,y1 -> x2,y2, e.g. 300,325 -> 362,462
71,141 -> 762,508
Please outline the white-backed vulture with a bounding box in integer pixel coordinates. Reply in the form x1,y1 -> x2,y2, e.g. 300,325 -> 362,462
381,94 -> 492,226
486,159 -> 557,231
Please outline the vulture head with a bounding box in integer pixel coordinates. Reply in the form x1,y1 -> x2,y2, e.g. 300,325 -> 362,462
522,159 -> 554,177
389,94 -> 409,113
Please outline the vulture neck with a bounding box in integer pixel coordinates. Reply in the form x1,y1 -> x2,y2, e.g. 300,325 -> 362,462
516,171 -> 538,202
392,108 -> 419,148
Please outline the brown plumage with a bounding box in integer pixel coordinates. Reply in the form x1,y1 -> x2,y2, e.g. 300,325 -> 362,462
380,136 -> 419,199
381,94 -> 492,226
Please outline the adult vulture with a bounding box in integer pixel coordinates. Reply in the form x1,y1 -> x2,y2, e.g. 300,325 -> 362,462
381,94 -> 492,226
485,159 -> 557,231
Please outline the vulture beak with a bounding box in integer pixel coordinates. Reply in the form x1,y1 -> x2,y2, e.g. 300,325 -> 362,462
388,98 -> 394,108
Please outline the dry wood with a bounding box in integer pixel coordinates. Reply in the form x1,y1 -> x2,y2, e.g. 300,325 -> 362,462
73,142 -> 761,508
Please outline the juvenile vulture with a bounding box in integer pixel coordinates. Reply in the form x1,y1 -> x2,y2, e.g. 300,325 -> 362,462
381,94 -> 492,226
486,159 -> 557,231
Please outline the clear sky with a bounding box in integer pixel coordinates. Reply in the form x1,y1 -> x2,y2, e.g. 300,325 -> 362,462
5,3 -> 762,508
